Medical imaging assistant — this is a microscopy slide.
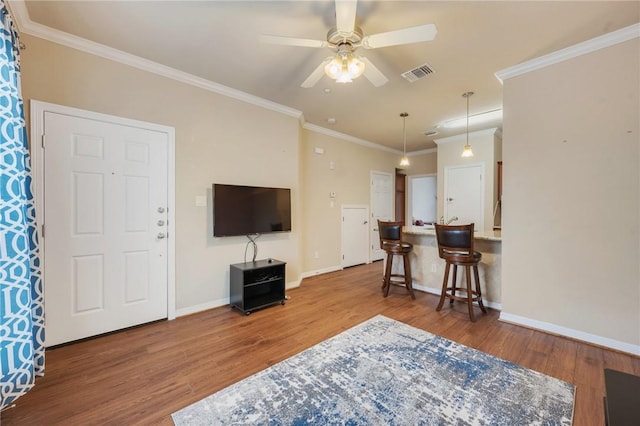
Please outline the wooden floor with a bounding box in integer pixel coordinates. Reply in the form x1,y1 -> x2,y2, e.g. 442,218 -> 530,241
2,262 -> 638,425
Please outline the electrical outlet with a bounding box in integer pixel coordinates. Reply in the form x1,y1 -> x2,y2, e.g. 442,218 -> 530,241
314,251 -> 320,259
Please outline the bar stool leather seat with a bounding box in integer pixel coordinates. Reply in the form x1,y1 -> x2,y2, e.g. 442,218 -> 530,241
434,223 -> 487,321
377,220 -> 415,299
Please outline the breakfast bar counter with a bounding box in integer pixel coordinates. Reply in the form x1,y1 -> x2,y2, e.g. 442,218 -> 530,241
401,226 -> 502,308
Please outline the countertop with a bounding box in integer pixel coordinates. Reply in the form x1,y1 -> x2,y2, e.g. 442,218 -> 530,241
403,225 -> 502,242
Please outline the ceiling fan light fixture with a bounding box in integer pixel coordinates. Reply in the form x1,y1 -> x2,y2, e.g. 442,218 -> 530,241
324,44 -> 365,83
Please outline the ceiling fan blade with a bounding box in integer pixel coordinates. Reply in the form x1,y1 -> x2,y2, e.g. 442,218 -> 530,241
259,34 -> 327,48
301,59 -> 331,88
335,0 -> 357,34
361,24 -> 437,49
360,57 -> 388,87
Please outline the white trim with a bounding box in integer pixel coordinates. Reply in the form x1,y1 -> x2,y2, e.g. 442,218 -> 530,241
434,128 -> 497,145
303,122 -> 400,154
10,0 -> 404,157
299,265 -> 343,280
499,312 -> 640,356
495,23 -> 640,83
30,99 -> 177,321
409,147 -> 437,156
409,284 -> 502,311
16,16 -> 300,119
370,170 -> 394,261
176,297 -> 229,318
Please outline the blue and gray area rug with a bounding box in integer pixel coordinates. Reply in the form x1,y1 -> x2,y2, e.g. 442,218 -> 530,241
172,315 -> 575,425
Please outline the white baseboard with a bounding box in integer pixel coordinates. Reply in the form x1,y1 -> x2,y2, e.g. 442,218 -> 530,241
412,284 -> 502,311
174,275 -> 320,318
499,312 -> 640,356
299,265 -> 343,280
176,297 -> 229,317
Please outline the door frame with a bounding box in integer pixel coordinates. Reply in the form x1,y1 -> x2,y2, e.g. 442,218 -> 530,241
30,100 -> 177,321
341,204 -> 370,268
443,162 -> 485,230
370,170 -> 393,261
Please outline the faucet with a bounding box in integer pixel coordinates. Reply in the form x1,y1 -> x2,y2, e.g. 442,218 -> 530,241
441,216 -> 458,225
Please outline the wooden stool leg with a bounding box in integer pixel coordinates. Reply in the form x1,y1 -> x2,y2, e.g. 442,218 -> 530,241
474,264 -> 487,313
437,263 -> 450,311
465,265 -> 476,322
403,253 -> 415,300
383,254 -> 393,297
450,265 -> 458,304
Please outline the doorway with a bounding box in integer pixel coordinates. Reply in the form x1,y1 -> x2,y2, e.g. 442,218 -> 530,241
370,171 -> 393,261
408,175 -> 437,225
31,101 -> 175,346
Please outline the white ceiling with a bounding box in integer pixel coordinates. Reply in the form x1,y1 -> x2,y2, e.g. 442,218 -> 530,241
15,1 -> 640,153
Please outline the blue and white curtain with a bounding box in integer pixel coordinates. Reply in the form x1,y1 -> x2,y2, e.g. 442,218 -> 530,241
0,0 -> 44,411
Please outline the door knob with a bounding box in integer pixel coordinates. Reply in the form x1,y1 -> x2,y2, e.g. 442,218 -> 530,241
157,232 -> 166,239
364,220 -> 368,224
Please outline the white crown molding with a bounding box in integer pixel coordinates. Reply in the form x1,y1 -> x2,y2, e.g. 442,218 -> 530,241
9,0 -> 410,156
434,128 -> 497,145
9,0 -> 302,119
303,122 -> 401,154
495,23 -> 640,84
408,147 -> 437,156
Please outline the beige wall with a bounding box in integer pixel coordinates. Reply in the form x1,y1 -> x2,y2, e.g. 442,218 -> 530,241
435,129 -> 500,231
404,151 -> 438,176
501,38 -> 640,350
300,130 -> 402,272
21,34 -> 302,311
20,34 -> 424,313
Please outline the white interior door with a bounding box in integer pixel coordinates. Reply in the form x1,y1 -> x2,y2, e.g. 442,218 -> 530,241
342,205 -> 369,268
444,164 -> 484,229
42,111 -> 169,346
370,171 -> 393,261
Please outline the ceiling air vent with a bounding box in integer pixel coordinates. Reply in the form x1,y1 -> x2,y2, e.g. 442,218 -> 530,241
401,62 -> 435,83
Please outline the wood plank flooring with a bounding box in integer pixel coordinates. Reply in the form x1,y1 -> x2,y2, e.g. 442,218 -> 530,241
2,262 -> 638,425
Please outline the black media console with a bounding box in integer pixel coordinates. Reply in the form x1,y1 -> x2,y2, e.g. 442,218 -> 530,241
230,259 -> 286,315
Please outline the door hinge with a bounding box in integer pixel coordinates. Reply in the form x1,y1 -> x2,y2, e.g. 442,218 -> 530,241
41,224 -> 45,238
41,134 -> 45,149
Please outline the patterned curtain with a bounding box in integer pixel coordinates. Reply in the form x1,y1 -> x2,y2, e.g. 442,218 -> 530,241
0,0 -> 45,411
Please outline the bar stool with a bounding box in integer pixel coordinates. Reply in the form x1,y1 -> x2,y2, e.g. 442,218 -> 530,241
377,220 -> 415,299
434,223 -> 487,321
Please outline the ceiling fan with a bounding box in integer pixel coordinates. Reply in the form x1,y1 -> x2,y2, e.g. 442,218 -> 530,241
259,0 -> 437,88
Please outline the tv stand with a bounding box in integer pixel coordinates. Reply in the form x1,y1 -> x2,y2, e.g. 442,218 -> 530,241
230,259 -> 286,315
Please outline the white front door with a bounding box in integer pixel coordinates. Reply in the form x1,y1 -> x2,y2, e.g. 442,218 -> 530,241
41,111 -> 170,346
341,205 -> 369,268
444,164 -> 484,229
370,171 -> 393,261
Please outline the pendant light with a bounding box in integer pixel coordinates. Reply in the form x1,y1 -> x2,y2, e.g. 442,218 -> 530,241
399,112 -> 410,167
461,91 -> 474,158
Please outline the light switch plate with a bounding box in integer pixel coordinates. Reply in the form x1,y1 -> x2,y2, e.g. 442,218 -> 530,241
195,196 -> 207,207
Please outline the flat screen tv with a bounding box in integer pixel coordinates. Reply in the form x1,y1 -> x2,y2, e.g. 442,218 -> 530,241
213,184 -> 292,237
